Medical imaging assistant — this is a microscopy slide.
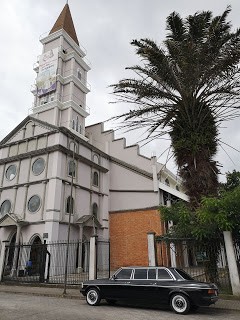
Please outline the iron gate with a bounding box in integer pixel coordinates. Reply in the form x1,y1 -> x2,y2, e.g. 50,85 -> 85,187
155,237 -> 231,294
2,240 -> 90,284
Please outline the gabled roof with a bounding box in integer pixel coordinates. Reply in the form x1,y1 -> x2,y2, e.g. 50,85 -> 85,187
0,213 -> 28,227
0,116 -> 59,146
49,4 -> 79,45
76,215 -> 102,229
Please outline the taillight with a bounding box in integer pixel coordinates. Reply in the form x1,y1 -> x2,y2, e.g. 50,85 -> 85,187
208,289 -> 217,295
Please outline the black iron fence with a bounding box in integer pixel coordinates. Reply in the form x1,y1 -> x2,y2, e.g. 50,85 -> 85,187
233,237 -> 240,273
2,240 -> 90,284
155,237 -> 231,294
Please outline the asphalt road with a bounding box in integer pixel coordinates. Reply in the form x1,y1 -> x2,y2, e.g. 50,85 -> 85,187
0,292 -> 239,320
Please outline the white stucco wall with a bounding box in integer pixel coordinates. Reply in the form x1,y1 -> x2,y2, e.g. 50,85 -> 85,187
110,162 -> 153,190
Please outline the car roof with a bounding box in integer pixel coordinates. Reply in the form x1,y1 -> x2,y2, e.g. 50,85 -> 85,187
120,266 -> 172,269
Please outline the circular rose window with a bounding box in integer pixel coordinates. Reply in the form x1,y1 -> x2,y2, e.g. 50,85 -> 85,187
32,158 -> 45,175
0,200 -> 11,215
5,165 -> 17,181
28,195 -> 41,213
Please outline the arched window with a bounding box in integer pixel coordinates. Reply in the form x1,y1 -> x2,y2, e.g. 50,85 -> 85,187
176,185 -> 179,191
93,154 -> 99,164
68,160 -> 76,177
165,178 -> 170,186
76,116 -> 79,132
93,172 -> 99,186
92,203 -> 98,217
77,68 -> 82,80
66,196 -> 74,214
72,119 -> 75,130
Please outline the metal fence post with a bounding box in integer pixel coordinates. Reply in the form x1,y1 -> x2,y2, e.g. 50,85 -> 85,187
0,241 -> 9,281
223,231 -> 240,295
89,235 -> 98,280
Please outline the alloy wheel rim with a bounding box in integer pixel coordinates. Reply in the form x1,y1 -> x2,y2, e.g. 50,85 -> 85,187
87,290 -> 97,304
173,295 -> 187,312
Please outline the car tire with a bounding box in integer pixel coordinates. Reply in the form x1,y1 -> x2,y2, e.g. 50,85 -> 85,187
106,299 -> 116,305
86,288 -> 101,306
170,293 -> 190,315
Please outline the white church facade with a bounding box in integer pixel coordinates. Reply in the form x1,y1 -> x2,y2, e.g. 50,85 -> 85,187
0,4 -> 187,272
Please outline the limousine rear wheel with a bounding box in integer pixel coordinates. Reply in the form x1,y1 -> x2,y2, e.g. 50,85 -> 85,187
170,293 -> 190,315
86,288 -> 101,306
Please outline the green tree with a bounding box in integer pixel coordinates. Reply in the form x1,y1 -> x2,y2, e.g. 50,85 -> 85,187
160,171 -> 240,282
221,169 -> 240,192
161,171 -> 240,240
111,7 -> 240,208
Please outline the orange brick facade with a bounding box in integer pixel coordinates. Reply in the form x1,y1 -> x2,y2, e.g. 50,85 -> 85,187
109,208 -> 166,270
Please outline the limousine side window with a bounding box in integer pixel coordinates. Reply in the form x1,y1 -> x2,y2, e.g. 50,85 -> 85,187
134,269 -> 147,279
157,268 -> 173,280
116,269 -> 133,279
148,269 -> 156,279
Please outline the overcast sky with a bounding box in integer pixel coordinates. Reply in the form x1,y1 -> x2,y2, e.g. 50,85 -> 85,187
0,0 -> 240,181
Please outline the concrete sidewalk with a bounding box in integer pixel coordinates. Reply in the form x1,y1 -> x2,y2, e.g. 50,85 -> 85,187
0,283 -> 239,311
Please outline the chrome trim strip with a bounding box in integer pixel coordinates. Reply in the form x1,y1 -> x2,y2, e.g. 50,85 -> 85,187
83,282 -> 214,290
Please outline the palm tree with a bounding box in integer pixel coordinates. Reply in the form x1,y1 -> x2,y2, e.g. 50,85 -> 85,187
111,7 -> 240,208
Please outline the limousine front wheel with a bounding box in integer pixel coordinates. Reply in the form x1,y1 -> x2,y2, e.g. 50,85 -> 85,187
170,293 -> 190,315
86,288 -> 101,306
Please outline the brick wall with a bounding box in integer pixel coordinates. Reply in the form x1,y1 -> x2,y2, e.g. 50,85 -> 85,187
109,208 -> 165,270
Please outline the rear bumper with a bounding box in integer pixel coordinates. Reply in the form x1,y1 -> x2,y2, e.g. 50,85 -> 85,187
200,295 -> 218,306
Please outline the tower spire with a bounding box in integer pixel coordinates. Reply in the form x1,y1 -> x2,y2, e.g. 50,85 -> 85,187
49,3 -> 79,45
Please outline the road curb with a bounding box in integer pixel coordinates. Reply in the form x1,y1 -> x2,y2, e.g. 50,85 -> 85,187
0,286 -> 239,311
0,289 -> 84,300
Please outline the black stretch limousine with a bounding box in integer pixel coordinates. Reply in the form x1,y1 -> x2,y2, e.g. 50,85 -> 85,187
80,266 -> 218,315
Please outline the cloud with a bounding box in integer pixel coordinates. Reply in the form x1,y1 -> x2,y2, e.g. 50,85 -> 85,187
0,0 -> 239,181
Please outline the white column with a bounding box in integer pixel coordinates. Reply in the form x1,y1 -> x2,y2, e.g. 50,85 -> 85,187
151,155 -> 158,192
166,200 -> 177,267
223,231 -> 240,295
89,235 -> 97,280
147,232 -> 156,266
0,241 -> 9,281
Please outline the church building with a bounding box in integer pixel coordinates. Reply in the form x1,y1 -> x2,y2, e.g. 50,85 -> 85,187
0,4 -> 187,271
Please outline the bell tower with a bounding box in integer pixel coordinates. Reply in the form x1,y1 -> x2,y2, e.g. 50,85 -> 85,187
30,4 -> 90,141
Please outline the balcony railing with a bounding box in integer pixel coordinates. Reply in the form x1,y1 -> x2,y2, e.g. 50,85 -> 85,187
29,92 -> 90,114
